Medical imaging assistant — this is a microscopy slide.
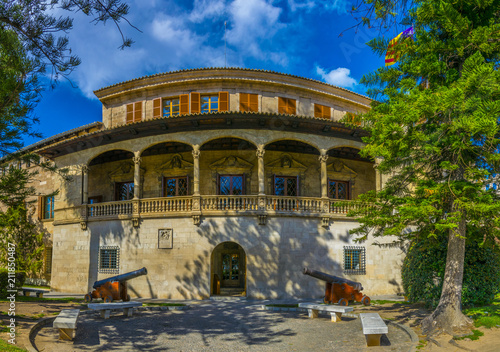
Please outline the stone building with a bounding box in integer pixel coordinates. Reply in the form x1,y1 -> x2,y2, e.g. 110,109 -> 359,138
23,68 -> 404,299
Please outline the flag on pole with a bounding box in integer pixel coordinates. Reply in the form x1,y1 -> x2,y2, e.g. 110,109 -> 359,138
385,27 -> 414,66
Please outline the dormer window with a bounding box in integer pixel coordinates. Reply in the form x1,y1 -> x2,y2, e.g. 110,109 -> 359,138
278,97 -> 296,115
201,94 -> 219,113
163,97 -> 180,117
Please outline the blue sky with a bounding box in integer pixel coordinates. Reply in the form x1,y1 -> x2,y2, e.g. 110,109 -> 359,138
26,0 -> 391,147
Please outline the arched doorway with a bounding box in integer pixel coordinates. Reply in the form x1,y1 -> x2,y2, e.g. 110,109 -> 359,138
211,242 -> 246,297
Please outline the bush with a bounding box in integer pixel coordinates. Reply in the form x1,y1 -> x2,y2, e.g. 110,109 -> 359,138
402,235 -> 500,308
0,269 -> 26,299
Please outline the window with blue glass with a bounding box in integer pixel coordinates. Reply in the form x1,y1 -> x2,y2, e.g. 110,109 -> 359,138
328,179 -> 350,199
43,196 -> 54,219
274,176 -> 298,196
163,97 -> 180,117
99,246 -> 120,274
343,246 -> 366,275
218,175 -> 244,195
163,177 -> 189,197
201,95 -> 219,113
114,182 -> 134,201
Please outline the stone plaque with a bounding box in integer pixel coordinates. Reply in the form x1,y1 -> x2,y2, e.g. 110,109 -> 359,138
158,229 -> 173,249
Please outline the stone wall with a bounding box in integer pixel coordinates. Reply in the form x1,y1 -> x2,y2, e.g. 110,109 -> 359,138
50,216 -> 404,299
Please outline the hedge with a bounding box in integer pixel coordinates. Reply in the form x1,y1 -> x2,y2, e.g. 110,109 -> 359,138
402,236 -> 500,308
0,269 -> 26,299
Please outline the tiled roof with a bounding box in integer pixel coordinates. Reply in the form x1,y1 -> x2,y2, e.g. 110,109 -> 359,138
94,67 -> 370,100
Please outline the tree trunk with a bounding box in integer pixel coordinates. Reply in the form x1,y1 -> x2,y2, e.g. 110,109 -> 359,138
421,210 -> 473,336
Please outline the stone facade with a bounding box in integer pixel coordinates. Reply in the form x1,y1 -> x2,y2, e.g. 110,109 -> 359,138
22,68 -> 403,300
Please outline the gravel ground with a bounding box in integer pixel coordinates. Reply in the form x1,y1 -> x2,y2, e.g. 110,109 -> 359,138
33,300 -> 416,352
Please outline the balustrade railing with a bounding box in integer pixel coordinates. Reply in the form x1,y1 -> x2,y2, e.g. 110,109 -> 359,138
266,197 -> 322,212
201,195 -> 259,211
83,196 -> 360,220
141,197 -> 192,213
88,200 -> 133,217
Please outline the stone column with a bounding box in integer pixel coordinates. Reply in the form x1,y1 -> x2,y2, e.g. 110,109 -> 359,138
192,145 -> 201,196
319,150 -> 330,227
319,150 -> 329,198
80,165 -> 90,230
256,145 -> 267,224
133,152 -> 142,199
257,145 -> 266,196
82,165 -> 89,204
192,145 -> 201,225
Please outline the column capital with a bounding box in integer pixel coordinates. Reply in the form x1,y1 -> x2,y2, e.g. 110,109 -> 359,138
81,165 -> 90,174
256,145 -> 265,159
192,146 -> 201,159
133,155 -> 142,165
318,154 -> 329,163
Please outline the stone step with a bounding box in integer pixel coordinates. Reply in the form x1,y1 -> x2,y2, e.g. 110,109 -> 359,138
210,295 -> 247,301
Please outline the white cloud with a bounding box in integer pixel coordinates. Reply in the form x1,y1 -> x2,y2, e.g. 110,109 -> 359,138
315,66 -> 357,88
227,0 -> 286,63
287,0 -> 348,13
189,0 -> 226,22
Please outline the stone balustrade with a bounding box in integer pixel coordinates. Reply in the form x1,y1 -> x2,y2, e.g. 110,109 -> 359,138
79,196 -> 361,225
201,195 -> 259,211
89,200 -> 133,217
266,196 -> 322,212
140,196 -> 193,213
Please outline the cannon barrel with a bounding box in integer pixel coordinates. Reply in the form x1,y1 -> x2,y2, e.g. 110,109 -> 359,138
303,267 -> 363,291
93,267 -> 148,289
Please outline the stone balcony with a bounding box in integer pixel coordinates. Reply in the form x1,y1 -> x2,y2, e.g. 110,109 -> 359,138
54,195 -> 365,229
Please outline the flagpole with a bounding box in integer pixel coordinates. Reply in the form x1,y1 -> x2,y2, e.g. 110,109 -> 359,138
224,21 -> 227,67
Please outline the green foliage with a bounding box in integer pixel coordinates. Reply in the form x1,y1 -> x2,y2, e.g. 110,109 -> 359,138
0,339 -> 27,352
0,0 -> 134,86
0,269 -> 26,299
0,201 -> 45,277
348,1 -> 500,330
464,293 -> 500,328
402,236 -> 500,308
453,329 -> 484,341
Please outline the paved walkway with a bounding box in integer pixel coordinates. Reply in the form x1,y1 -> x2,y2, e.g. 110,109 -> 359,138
33,299 -> 416,352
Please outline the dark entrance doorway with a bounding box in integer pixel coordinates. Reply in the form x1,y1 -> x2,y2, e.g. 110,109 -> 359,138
211,242 -> 246,296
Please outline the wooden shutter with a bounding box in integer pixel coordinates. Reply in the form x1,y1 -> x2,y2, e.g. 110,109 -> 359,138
219,91 -> 229,112
288,98 -> 296,115
314,104 -> 322,118
153,98 -> 162,119
180,94 -> 189,115
278,97 -> 287,114
323,105 -> 331,118
134,102 -> 142,122
249,94 -> 258,112
126,104 -> 134,124
38,196 -> 43,220
240,93 -> 249,111
190,92 -> 200,114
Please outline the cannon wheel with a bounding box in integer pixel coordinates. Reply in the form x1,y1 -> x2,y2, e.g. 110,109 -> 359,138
84,294 -> 92,303
104,296 -> 113,303
362,295 -> 371,306
338,298 -> 348,306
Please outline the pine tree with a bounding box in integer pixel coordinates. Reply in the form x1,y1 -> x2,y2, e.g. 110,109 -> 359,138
0,0 -> 135,277
350,0 -> 500,335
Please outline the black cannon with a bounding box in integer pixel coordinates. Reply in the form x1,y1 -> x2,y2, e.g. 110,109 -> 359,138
303,267 -> 370,306
85,267 -> 148,302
